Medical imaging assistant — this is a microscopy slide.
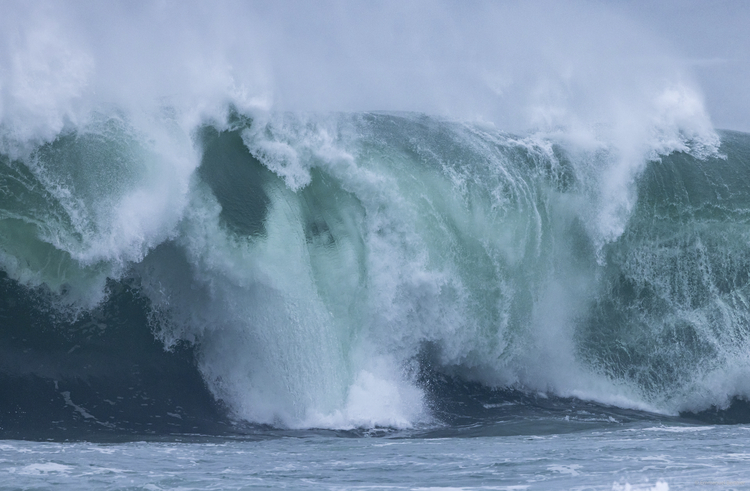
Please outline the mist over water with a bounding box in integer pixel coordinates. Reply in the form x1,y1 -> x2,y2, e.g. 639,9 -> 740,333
1,1 -> 724,134
1,0 -> 749,432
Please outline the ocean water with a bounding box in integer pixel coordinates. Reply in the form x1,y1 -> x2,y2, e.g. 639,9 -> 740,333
0,424 -> 749,490
2,421 -> 749,490
2,1 -> 750,489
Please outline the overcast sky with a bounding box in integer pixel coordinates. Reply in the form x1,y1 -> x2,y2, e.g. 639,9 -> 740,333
616,0 -> 750,131
1,1 -> 749,133
221,0 -> 750,132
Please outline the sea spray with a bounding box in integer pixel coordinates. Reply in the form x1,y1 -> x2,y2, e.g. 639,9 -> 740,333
0,1 -> 745,430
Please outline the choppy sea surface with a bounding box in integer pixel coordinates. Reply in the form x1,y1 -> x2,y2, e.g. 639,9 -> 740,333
3,6 -> 750,486
2,423 -> 750,490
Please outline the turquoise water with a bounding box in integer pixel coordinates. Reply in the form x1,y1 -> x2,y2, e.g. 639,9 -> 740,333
3,112 -> 750,490
3,3 -> 750,489
2,115 -> 749,427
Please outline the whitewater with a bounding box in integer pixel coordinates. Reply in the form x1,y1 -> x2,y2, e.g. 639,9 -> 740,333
2,1 -> 750,489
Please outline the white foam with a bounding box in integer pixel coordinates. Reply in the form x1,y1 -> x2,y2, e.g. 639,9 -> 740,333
0,1 -> 733,429
641,426 -> 715,433
303,355 -> 427,430
17,462 -> 74,475
0,2 -> 721,138
613,480 -> 669,491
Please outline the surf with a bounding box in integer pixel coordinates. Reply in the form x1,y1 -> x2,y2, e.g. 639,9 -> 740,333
1,1 -> 748,432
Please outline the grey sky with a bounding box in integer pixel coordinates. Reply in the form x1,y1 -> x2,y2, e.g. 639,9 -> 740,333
1,1 -> 748,133
617,0 -> 750,131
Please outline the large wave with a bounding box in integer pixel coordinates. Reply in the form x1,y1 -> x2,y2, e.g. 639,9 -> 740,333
1,1 -> 747,430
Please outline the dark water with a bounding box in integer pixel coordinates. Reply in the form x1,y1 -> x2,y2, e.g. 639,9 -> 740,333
3,115 -> 750,439
3,113 -> 750,489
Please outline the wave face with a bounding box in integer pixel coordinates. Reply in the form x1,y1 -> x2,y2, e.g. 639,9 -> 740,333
2,104 -> 749,430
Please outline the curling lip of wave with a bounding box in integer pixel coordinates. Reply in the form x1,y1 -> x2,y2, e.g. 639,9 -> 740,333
3,102 -> 749,430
